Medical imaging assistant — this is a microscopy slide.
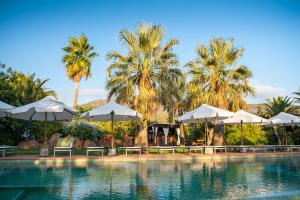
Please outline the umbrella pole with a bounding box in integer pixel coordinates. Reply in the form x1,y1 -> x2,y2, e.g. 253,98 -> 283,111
44,113 -> 48,148
111,111 -> 114,149
205,118 -> 208,146
240,121 -> 244,146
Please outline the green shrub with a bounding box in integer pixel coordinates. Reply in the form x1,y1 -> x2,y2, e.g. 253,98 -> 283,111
224,124 -> 267,145
62,120 -> 100,142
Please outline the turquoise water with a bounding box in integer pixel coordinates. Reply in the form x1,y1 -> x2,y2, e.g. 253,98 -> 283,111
0,156 -> 300,200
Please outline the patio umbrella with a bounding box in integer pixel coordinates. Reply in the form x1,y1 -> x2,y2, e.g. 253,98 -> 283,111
217,110 -> 268,145
266,112 -> 300,145
10,97 -> 77,154
0,100 -> 14,118
177,104 -> 234,146
81,102 -> 142,151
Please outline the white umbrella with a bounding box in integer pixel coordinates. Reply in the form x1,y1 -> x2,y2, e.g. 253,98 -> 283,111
10,97 -> 77,150
81,102 -> 142,149
177,104 -> 234,146
266,112 -> 300,145
217,110 -> 268,145
267,112 -> 300,126
0,100 -> 14,118
177,104 -> 234,123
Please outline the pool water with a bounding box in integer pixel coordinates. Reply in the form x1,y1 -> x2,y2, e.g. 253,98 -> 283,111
0,156 -> 300,200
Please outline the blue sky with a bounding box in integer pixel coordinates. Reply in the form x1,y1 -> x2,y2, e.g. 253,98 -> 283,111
0,0 -> 299,106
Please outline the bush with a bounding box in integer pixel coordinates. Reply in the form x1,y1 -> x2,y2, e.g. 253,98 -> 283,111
62,120 -> 100,142
225,124 -> 267,145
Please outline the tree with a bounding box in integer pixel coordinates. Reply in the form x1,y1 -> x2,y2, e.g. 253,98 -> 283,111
262,96 -> 297,118
62,34 -> 98,109
13,73 -> 56,104
294,89 -> 300,104
185,38 -> 254,111
106,23 -> 182,146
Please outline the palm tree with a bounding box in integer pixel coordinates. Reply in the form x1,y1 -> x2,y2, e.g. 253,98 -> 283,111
294,89 -> 300,104
16,73 -> 57,104
106,23 -> 182,146
186,38 -> 254,111
262,96 -> 297,118
159,74 -> 186,123
62,34 -> 98,109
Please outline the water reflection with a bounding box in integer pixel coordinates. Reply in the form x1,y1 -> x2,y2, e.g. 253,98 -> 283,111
0,156 -> 300,199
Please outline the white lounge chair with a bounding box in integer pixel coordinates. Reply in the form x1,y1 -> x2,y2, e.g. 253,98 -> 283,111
149,146 -> 175,155
86,146 -> 105,157
0,146 -> 18,157
118,146 -> 142,156
54,136 -> 74,157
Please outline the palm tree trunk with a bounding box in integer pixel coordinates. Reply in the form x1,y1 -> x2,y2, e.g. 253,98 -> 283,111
134,121 -> 148,147
273,126 -> 281,145
73,81 -> 79,109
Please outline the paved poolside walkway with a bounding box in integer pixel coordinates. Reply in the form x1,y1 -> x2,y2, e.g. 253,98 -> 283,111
1,152 -> 300,161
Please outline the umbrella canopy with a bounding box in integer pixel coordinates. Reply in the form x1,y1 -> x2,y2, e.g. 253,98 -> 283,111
217,110 -> 268,145
81,102 -> 142,121
81,102 -> 142,149
267,112 -> 300,126
0,101 -> 14,118
217,110 -> 268,124
177,104 -> 234,123
10,97 -> 77,121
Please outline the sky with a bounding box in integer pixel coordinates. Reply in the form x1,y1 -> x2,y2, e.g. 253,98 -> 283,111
0,0 -> 300,106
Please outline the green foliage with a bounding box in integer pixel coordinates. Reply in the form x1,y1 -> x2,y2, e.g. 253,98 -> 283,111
62,120 -> 100,142
225,124 -> 267,145
184,124 -> 205,142
261,96 -> 297,118
0,63 -> 56,106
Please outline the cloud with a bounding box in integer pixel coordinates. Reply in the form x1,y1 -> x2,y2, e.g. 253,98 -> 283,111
247,81 -> 288,103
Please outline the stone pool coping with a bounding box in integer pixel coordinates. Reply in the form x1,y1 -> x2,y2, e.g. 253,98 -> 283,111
1,152 -> 300,162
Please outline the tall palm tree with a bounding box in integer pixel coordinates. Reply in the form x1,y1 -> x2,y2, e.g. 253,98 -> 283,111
106,23 -> 182,145
62,34 -> 98,109
262,96 -> 297,118
186,38 -> 254,111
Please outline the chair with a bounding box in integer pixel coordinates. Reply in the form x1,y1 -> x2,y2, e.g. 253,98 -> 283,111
86,146 -> 105,157
54,135 -> 74,157
0,146 -> 18,157
118,147 -> 142,156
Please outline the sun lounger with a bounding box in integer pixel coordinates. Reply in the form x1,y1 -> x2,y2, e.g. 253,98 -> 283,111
150,146 -> 175,155
211,146 -> 227,154
291,145 -> 300,152
273,145 -> 300,152
54,135 -> 74,157
54,146 -> 72,157
86,147 -> 105,157
254,145 -> 275,152
187,146 -> 204,154
0,146 -> 18,157
118,147 -> 141,156
227,145 -> 258,153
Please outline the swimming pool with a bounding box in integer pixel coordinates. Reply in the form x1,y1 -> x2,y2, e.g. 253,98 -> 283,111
0,156 -> 299,200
